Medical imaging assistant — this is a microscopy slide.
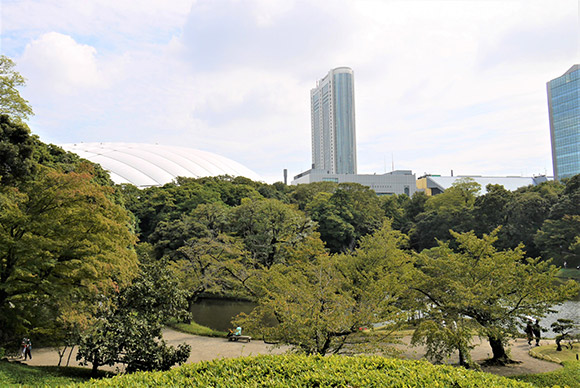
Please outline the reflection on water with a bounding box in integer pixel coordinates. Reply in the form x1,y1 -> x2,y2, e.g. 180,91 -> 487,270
191,297 -> 580,338
190,298 -> 257,332
541,300 -> 580,338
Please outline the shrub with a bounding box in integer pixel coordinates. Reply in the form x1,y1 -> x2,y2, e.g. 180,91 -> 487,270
76,354 -> 532,387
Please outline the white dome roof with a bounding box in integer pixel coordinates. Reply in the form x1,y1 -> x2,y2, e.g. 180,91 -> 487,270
60,142 -> 262,187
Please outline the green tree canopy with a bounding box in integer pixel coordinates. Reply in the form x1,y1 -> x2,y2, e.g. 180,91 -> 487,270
412,229 -> 578,365
77,254 -> 190,375
237,222 -> 413,356
0,55 -> 33,125
0,167 -> 138,346
0,115 -> 35,185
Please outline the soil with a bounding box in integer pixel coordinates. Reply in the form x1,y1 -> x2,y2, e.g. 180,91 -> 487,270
14,328 -> 560,377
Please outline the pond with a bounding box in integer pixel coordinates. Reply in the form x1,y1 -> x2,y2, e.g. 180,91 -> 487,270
541,299 -> 580,338
190,298 -> 257,332
191,297 -> 580,338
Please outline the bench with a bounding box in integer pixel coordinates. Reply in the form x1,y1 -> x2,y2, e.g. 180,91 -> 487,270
228,335 -> 252,343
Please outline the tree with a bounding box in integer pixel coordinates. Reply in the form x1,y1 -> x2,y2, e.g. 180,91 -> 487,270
77,255 -> 191,375
0,115 -> 35,185
498,191 -> 552,257
551,319 -> 579,351
412,229 -> 578,365
0,55 -> 33,125
0,166 -> 138,347
237,222 -> 413,356
231,198 -> 317,269
534,174 -> 580,267
305,183 -> 383,253
472,184 -> 512,236
408,180 -> 480,251
306,192 -> 356,253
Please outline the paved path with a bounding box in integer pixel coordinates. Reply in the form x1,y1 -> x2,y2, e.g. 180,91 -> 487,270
17,328 -> 560,377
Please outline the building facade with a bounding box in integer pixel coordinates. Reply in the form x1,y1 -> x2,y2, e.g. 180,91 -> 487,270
293,169 -> 417,196
311,67 -> 357,174
547,64 -> 580,181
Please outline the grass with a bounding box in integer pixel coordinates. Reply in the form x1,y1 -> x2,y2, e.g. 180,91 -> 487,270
510,361 -> 580,388
556,268 -> 580,281
529,343 -> 580,363
0,360 -> 113,387
167,319 -> 228,337
509,344 -> 580,387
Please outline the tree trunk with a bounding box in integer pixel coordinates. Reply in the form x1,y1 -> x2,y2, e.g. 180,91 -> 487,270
458,348 -> 466,367
487,336 -> 512,365
66,345 -> 75,366
91,356 -> 100,377
555,337 -> 562,351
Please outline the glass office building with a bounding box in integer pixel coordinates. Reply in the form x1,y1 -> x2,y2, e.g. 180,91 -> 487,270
311,67 -> 357,174
547,64 -> 580,180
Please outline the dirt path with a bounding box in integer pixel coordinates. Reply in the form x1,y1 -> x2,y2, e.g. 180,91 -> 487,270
17,328 -> 560,377
397,336 -> 561,376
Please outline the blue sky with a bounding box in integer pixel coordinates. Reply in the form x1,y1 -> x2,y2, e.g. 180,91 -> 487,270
2,0 -> 578,183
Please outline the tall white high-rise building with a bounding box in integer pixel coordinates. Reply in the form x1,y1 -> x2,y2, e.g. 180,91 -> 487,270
311,67 -> 357,174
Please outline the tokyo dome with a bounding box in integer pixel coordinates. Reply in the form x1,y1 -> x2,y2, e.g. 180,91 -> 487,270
60,142 -> 262,188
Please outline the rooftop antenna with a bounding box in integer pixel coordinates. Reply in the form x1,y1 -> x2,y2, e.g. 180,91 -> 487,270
391,153 -> 394,172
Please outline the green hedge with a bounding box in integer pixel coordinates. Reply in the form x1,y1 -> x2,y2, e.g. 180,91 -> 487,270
77,354 -> 532,387
511,360 -> 580,388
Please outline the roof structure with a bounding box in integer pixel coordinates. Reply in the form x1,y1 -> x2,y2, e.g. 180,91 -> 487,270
420,175 -> 552,195
564,64 -> 580,75
60,142 -> 262,187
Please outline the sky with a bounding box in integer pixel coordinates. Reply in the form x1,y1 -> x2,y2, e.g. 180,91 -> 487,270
1,0 -> 579,183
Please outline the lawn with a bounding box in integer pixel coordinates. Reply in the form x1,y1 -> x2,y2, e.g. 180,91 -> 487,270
530,343 -> 580,364
167,319 -> 228,337
0,360 -> 113,387
557,268 -> 580,282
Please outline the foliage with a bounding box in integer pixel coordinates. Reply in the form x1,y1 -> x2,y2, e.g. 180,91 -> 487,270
0,166 -> 138,347
551,319 -> 579,351
0,115 -> 35,185
511,361 -> 580,388
0,56 -> 33,125
75,354 -> 533,387
76,257 -> 191,375
411,318 -> 479,369
231,197 -> 317,269
412,229 -> 579,365
172,232 -> 250,308
305,183 -> 383,252
534,174 -> 580,268
237,222 -> 413,356
409,179 -> 479,251
0,361 -> 113,386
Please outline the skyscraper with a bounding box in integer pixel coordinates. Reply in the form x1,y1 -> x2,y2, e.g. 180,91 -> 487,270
547,64 -> 580,181
311,67 -> 357,174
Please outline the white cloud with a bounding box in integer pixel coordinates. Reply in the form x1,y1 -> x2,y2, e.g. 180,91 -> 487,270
3,0 -> 579,182
19,32 -> 105,95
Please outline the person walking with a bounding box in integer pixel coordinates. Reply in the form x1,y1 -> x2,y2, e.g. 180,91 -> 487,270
20,338 -> 27,359
525,320 -> 534,346
533,319 -> 541,347
23,338 -> 32,360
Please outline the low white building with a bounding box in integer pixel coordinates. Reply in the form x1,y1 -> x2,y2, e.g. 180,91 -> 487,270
292,169 -> 417,196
